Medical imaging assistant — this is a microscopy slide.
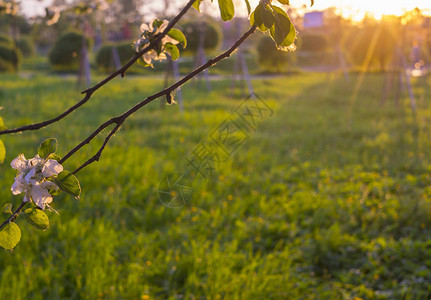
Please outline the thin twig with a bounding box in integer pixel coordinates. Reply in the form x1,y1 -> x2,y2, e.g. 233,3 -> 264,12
66,26 -> 257,174
0,201 -> 27,230
71,122 -> 123,174
0,0 -> 196,136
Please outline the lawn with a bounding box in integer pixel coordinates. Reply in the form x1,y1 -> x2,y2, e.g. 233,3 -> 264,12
1,70 -> 431,299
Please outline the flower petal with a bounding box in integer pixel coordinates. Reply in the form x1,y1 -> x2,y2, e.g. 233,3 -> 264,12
28,155 -> 43,167
10,154 -> 27,171
162,36 -> 179,45
140,23 -> 149,32
30,183 -> 53,210
158,20 -> 169,33
24,168 -> 36,183
23,193 -> 31,203
42,159 -> 63,177
11,175 -> 25,195
143,52 -> 152,64
134,40 -> 141,52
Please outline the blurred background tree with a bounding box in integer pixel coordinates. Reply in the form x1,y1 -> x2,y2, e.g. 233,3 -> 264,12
257,35 -> 293,73
95,43 -> 135,72
49,31 -> 91,70
0,34 -> 21,72
180,20 -> 221,54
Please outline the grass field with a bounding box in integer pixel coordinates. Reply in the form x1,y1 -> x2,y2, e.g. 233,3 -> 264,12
1,71 -> 431,299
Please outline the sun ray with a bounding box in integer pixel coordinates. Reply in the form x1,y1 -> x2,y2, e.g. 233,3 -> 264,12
346,25 -> 381,127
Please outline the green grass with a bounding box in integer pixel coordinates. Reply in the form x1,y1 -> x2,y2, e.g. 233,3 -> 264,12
1,71 -> 431,299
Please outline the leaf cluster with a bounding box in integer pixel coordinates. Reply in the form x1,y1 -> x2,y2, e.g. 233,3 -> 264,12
250,2 -> 296,51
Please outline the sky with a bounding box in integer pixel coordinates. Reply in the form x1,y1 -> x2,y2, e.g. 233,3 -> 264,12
20,0 -> 431,20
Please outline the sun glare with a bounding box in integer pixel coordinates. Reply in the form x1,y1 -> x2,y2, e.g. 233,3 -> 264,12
306,0 -> 431,21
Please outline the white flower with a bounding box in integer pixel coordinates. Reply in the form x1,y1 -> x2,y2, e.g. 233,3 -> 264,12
135,19 -> 173,66
140,23 -> 149,32
140,19 -> 169,35
10,154 -> 63,210
162,36 -> 179,45
142,48 -> 167,65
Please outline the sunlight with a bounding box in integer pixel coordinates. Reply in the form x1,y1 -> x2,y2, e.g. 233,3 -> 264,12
254,0 -> 431,21
307,0 -> 431,21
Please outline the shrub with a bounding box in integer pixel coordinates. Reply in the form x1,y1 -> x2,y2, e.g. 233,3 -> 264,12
296,34 -> 334,66
257,35 -> 291,72
0,35 -> 34,57
180,21 -> 221,53
49,32 -> 90,68
95,43 -> 136,72
0,35 -> 11,45
298,34 -> 329,52
16,36 -> 35,57
0,42 -> 21,72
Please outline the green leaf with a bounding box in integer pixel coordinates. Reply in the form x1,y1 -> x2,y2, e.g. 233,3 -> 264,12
24,208 -> 49,230
48,188 -> 62,196
0,138 -> 4,164
271,6 -> 289,19
3,203 -> 12,215
250,4 -> 267,31
261,5 -> 275,29
271,21 -> 296,50
270,6 -> 296,50
152,19 -> 164,30
218,0 -> 235,21
167,28 -> 187,48
277,0 -> 290,4
271,11 -> 291,45
0,116 -> 5,131
0,222 -> 21,250
38,138 -> 58,159
48,153 -> 62,162
193,0 -> 203,11
251,4 -> 261,26
164,43 -> 180,61
55,170 -> 81,199
244,0 -> 251,15
279,21 -> 296,48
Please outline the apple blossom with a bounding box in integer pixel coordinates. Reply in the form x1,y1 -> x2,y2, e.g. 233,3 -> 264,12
10,154 -> 63,210
134,19 -> 180,67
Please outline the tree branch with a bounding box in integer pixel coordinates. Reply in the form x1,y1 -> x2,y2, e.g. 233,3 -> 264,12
0,201 -> 27,230
0,0 -> 196,136
0,25 -> 257,230
65,26 -> 257,174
